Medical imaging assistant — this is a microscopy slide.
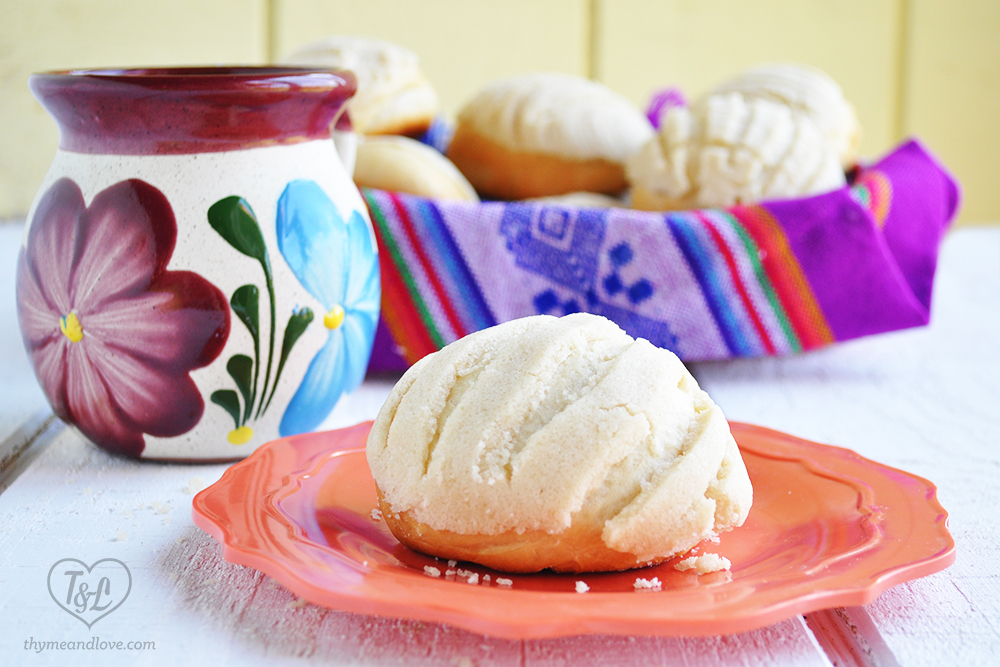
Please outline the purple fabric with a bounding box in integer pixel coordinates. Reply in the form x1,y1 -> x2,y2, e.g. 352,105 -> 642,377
769,139 -> 959,341
364,140 -> 960,375
876,139 -> 960,310
367,316 -> 408,374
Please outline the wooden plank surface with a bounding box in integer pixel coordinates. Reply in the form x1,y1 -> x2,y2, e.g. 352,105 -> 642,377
592,0 -> 903,161
900,0 -> 1000,224
271,0 -> 592,120
0,391 -> 829,666
0,0 -> 269,219
693,227 -> 1000,667
1,227 -> 996,665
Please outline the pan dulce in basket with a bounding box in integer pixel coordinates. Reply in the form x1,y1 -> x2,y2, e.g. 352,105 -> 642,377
285,38 -> 959,374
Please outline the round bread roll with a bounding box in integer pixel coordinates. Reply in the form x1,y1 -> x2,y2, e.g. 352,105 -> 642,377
353,135 -> 479,201
366,313 -> 753,573
710,63 -> 862,168
446,73 -> 654,200
524,191 -> 624,209
284,36 -> 438,137
627,92 -> 846,211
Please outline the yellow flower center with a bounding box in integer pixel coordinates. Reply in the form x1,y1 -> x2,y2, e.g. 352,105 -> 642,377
60,312 -> 83,343
228,426 -> 254,445
323,304 -> 345,330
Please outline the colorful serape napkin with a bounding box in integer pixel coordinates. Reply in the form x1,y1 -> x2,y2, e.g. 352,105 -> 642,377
364,139 -> 959,373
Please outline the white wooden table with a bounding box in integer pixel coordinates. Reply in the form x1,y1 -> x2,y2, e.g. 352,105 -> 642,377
1,220 -> 997,666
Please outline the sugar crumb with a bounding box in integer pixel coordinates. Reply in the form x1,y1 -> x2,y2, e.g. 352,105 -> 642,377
183,477 -> 207,494
633,577 -> 662,590
496,578 -> 513,588
423,566 -> 441,578
467,573 -> 479,585
113,530 -> 128,542
287,597 -> 308,610
675,553 -> 731,574
370,508 -> 383,521
575,581 -> 589,593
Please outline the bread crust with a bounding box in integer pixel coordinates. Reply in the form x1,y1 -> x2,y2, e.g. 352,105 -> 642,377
366,314 -> 753,575
379,491 -> 664,573
366,116 -> 434,139
447,124 -> 629,200
282,35 -> 438,137
628,184 -> 696,212
353,135 -> 478,201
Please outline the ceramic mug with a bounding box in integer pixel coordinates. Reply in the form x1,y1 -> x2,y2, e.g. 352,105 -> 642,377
16,67 -> 381,460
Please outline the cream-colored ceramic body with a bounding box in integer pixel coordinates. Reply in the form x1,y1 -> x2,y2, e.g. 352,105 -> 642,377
22,140 -> 375,460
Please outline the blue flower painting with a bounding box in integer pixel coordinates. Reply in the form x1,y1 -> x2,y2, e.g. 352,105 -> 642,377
276,180 -> 380,435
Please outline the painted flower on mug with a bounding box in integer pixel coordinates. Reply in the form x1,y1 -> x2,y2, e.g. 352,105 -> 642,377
16,178 -> 230,457
276,179 -> 380,436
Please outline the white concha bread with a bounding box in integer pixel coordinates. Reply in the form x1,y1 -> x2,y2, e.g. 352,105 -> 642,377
446,72 -> 655,200
283,35 -> 439,137
710,63 -> 862,167
353,135 -> 479,202
627,91 -> 846,211
366,313 -> 753,573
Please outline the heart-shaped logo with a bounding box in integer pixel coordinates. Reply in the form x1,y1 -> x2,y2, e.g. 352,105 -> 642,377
47,559 -> 132,628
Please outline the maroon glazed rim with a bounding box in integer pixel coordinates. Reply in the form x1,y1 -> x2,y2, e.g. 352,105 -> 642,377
29,66 -> 357,155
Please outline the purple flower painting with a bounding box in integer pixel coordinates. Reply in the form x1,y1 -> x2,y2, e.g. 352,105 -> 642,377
16,178 -> 230,457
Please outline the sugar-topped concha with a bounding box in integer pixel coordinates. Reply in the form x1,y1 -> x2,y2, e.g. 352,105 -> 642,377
283,35 -> 439,137
710,63 -> 861,168
627,91 -> 846,211
366,313 -> 753,573
446,72 -> 654,200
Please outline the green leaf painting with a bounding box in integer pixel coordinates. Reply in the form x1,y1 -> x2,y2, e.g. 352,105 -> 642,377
210,390 -> 241,429
207,196 -> 269,263
226,354 -> 254,423
264,307 -> 315,413
207,193 -> 314,445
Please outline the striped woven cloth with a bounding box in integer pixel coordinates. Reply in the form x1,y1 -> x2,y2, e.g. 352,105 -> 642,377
364,139 -> 959,372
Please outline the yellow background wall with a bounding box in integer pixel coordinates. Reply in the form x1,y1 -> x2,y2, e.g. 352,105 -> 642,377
1,0 -> 996,224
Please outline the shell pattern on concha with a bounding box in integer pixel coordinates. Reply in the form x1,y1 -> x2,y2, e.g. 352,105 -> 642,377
456,72 -> 654,163
366,314 -> 752,564
628,91 -> 846,209
283,35 -> 439,136
709,62 -> 862,167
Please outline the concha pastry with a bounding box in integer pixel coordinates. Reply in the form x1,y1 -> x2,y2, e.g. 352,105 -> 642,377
710,63 -> 861,168
446,72 -> 655,200
627,91 -> 846,211
366,313 -> 753,573
283,35 -> 439,137
353,135 -> 479,202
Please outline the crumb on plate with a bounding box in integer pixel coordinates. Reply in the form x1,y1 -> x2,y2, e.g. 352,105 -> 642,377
675,553 -> 731,574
